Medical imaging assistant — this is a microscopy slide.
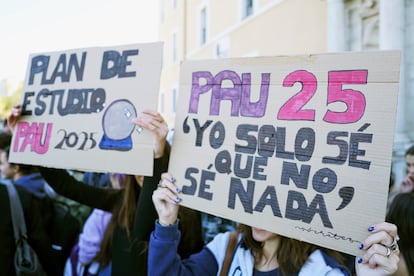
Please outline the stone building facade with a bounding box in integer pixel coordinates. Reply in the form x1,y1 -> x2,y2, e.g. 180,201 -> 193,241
327,0 -> 414,187
159,0 -> 414,188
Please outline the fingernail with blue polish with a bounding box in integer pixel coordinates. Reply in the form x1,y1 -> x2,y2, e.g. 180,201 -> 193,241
368,225 -> 375,232
359,243 -> 364,250
175,196 -> 182,203
171,177 -> 176,183
176,187 -> 181,193
357,258 -> 363,264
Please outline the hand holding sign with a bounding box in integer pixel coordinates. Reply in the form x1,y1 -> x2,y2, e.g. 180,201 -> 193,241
9,42 -> 163,176
132,110 -> 169,159
152,173 -> 181,227
169,51 -> 400,256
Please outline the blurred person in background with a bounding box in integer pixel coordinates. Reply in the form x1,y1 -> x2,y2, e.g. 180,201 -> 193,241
399,145 -> 414,193
8,106 -> 204,275
0,130 -> 12,184
386,192 -> 414,276
64,173 -> 140,276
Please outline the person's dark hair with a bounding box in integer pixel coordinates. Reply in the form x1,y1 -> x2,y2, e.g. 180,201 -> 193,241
389,168 -> 395,192
3,146 -> 39,175
237,224 -> 346,274
0,130 -> 11,150
386,192 -> 414,275
95,192 -> 203,266
93,175 -> 140,267
405,145 -> 414,157
93,144 -> 171,267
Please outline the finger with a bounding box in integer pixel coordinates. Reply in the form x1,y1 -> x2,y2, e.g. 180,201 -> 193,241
11,105 -> 22,115
160,172 -> 177,185
12,104 -> 21,111
155,184 -> 181,205
131,117 -> 154,130
362,243 -> 389,262
132,116 -> 167,132
159,174 -> 181,196
141,109 -> 164,121
402,177 -> 413,187
161,172 -> 174,181
358,247 -> 399,273
370,222 -> 398,236
362,231 -> 392,251
12,108 -> 20,116
140,110 -> 166,127
366,252 -> 399,272
363,223 -> 397,249
150,118 -> 165,131
159,178 -> 180,195
152,187 -> 173,205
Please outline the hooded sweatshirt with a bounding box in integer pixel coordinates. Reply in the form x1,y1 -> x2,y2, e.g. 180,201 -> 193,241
14,172 -> 48,198
148,222 -> 351,276
78,209 -> 112,264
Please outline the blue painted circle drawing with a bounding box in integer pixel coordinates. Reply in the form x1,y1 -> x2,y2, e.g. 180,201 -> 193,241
99,99 -> 137,151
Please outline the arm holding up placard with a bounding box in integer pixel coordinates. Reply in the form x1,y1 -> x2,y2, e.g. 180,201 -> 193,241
8,105 -> 204,274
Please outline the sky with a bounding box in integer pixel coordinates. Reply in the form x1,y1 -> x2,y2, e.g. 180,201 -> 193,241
0,0 -> 159,82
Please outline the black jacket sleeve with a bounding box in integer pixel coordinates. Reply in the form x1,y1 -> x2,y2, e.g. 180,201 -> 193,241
128,145 -> 170,275
38,167 -> 121,212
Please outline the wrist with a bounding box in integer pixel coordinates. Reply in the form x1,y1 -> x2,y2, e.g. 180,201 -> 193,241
154,141 -> 166,159
157,218 -> 177,227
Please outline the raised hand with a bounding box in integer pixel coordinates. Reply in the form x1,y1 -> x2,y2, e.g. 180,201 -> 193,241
131,109 -> 169,158
355,222 -> 400,275
152,172 -> 181,226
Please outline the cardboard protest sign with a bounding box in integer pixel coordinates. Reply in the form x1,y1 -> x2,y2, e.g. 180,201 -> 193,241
9,42 -> 163,176
169,51 -> 400,256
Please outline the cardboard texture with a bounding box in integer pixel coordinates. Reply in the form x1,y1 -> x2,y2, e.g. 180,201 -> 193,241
9,42 -> 163,176
169,51 -> 400,256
